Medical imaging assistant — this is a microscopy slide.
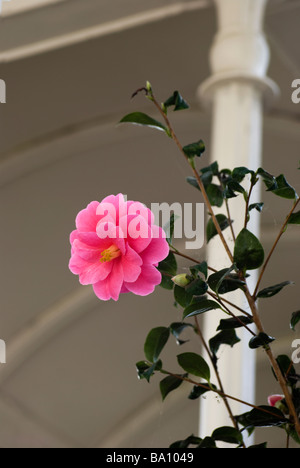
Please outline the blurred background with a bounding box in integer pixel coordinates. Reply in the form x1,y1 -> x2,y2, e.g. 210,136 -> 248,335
0,0 -> 299,448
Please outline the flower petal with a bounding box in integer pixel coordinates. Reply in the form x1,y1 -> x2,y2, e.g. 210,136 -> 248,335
140,226 -> 169,265
121,245 -> 142,283
76,201 -> 100,232
125,264 -> 162,296
93,260 -> 124,301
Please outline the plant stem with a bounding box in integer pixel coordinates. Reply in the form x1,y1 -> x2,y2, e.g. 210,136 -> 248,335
210,296 -> 256,336
170,249 -> 217,273
193,316 -> 244,443
162,370 -> 286,421
253,197 -> 300,298
244,180 -> 255,229
151,96 -> 234,265
243,283 -> 300,437
208,292 -> 252,318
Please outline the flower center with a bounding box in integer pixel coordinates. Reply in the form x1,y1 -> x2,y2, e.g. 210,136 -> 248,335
100,245 -> 121,263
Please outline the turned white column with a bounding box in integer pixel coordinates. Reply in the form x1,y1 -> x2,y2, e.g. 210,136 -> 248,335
198,0 -> 279,438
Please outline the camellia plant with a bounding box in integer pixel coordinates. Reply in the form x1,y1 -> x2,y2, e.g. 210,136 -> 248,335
69,83 -> 300,449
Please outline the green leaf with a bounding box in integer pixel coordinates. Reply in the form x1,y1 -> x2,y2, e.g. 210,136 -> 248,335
183,298 -> 222,320
275,355 -> 296,385
163,91 -> 190,112
249,203 -> 264,213
190,262 -> 208,280
206,184 -> 224,208
188,384 -> 217,400
202,161 -> 219,176
249,332 -> 275,349
207,214 -> 231,243
170,322 -> 194,345
257,168 -> 277,191
183,140 -> 205,158
209,329 -> 241,356
186,176 -> 200,191
198,437 -> 217,448
234,228 -> 264,271
164,213 -> 180,246
217,316 -> 253,331
144,327 -> 170,363
270,174 -> 298,200
185,278 -> 208,296
291,311 -> 300,331
136,360 -> 162,382
119,112 -> 168,134
212,427 -> 243,445
232,167 -> 255,183
236,406 -> 286,428
158,252 -> 177,289
160,374 -> 185,401
174,285 -> 194,308
208,267 -> 245,295
257,281 -> 293,299
170,435 -> 202,449
177,352 -> 211,382
288,211 -> 300,225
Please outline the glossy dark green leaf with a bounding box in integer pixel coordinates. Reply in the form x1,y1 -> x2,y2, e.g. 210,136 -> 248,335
119,112 -> 168,133
163,91 -> 190,112
160,274 -> 174,290
257,281 -> 293,299
249,203 -> 264,213
217,316 -> 253,331
209,329 -> 241,356
212,427 -> 243,445
288,211 -> 300,225
236,406 -> 286,428
186,278 -> 208,296
160,374 -> 186,401
234,228 -> 264,271
174,285 -> 194,308
186,176 -> 200,191
291,311 -> 300,331
158,252 -> 177,289
198,437 -> 217,448
144,327 -> 170,363
206,184 -> 224,208
207,214 -> 231,243
275,355 -> 296,385
183,298 -> 222,320
170,322 -> 194,345
270,174 -> 298,200
201,161 -> 219,176
208,267 -> 245,295
249,332 -> 275,349
170,435 -> 202,449
177,352 -> 211,382
257,168 -> 277,191
188,383 -> 217,400
232,167 -> 254,183
136,360 -> 162,382
190,261 -> 208,280
183,140 -> 205,158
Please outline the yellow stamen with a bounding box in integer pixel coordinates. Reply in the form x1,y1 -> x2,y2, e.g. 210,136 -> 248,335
100,245 -> 121,263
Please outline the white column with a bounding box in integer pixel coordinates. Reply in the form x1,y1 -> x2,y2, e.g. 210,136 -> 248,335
197,0 -> 279,438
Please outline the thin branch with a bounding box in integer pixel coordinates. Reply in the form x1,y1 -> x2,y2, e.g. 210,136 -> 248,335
150,95 -> 235,264
208,291 -> 252,319
193,316 -> 244,443
210,296 -> 256,336
170,249 -> 217,273
161,370 -> 286,421
253,197 -> 300,298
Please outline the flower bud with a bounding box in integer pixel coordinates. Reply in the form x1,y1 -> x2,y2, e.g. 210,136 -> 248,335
172,274 -> 191,288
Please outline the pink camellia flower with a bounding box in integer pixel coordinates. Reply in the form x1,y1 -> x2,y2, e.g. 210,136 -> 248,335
268,395 -> 284,407
69,194 -> 169,301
